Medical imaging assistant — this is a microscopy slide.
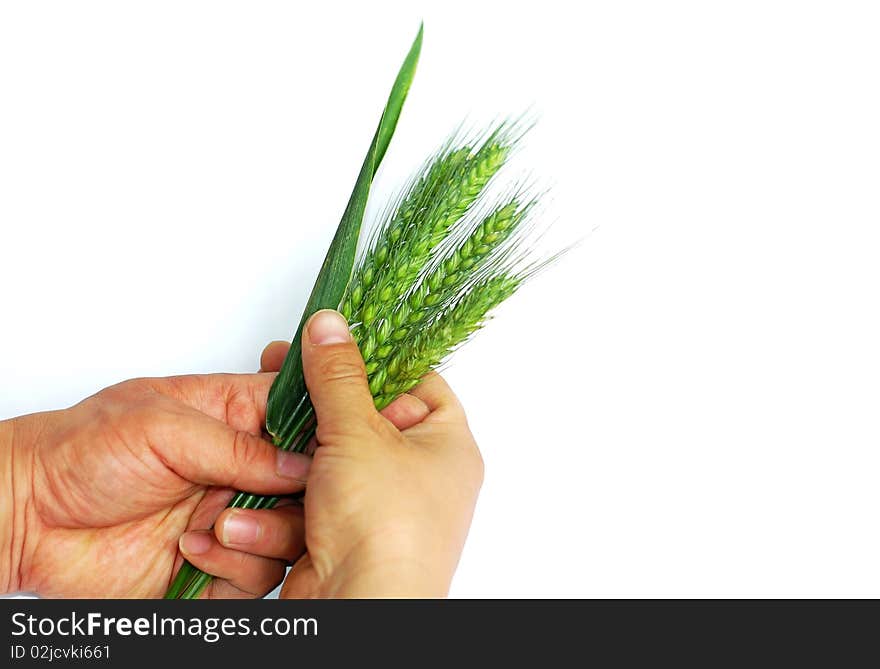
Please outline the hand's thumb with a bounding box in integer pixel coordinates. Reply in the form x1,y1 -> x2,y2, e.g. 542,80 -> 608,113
302,309 -> 377,438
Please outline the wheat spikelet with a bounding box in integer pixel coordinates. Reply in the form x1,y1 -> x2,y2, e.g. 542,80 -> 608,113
341,125 -> 516,326
357,199 -> 530,374
164,23 -> 563,600
368,273 -> 523,406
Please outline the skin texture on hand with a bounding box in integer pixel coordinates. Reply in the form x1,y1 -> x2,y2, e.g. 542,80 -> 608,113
0,312 -> 482,598
0,372 -> 313,598
275,310 -> 484,598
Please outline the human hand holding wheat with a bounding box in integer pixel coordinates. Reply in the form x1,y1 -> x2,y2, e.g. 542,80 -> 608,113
164,24 -> 562,597
0,342 -> 445,598
183,340 -> 436,581
0,371 -> 312,597
276,310 -> 483,598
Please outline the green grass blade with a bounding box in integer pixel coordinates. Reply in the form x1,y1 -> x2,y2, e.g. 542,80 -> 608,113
265,24 -> 423,441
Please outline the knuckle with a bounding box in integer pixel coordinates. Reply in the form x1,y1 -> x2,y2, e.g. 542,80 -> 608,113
316,347 -> 366,385
367,410 -> 395,437
253,562 -> 286,596
462,432 -> 485,488
473,449 -> 485,488
231,430 -> 265,470
270,526 -> 303,562
315,408 -> 388,444
225,387 -> 261,432
100,377 -> 147,403
315,420 -> 364,445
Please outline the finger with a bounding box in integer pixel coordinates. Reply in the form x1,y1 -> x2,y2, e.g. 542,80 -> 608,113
215,505 -> 306,562
168,486 -> 233,575
260,341 -> 290,373
301,432 -> 318,456
154,410 -> 312,494
407,372 -> 463,415
185,487 -> 235,532
301,310 -> 379,439
284,393 -> 428,451
380,393 -> 430,431
145,372 -> 277,434
178,530 -> 286,597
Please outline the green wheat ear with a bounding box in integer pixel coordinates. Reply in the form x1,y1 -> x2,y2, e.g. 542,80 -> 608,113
165,23 -> 424,601
165,24 -> 566,602
265,23 -> 424,448
357,197 -> 534,374
341,122 -> 522,327
370,273 -> 524,406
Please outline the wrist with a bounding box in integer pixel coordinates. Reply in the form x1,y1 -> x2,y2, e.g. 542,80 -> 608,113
333,558 -> 450,598
0,414 -> 41,594
327,530 -> 454,598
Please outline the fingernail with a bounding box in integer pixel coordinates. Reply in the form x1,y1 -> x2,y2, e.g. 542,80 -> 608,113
179,531 -> 212,555
307,309 -> 351,345
276,450 -> 312,481
221,511 -> 260,546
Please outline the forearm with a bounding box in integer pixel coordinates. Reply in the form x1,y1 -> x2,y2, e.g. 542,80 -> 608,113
0,415 -> 37,595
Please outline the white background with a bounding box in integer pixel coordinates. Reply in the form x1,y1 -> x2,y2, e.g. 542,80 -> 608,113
2,2 -> 879,597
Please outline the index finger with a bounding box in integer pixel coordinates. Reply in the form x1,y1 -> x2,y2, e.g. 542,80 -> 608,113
406,372 -> 463,415
260,341 -> 290,373
144,372 -> 277,435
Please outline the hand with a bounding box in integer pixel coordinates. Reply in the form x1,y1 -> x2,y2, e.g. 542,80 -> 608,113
268,309 -> 484,598
0,343 -> 439,598
0,370 -> 313,598
183,342 -> 436,594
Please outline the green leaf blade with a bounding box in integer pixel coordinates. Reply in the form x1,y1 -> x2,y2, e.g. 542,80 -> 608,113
265,24 -> 423,441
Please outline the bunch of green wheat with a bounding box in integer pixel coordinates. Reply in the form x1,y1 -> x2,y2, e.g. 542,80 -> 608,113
165,24 -> 559,599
